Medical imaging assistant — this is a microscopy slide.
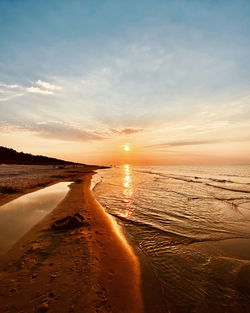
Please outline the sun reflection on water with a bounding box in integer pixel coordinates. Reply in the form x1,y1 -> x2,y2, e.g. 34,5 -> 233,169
120,164 -> 134,218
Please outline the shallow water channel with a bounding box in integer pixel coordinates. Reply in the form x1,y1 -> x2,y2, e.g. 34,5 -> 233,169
0,182 -> 70,254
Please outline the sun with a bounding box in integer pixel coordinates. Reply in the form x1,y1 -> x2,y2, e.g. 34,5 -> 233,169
123,144 -> 130,152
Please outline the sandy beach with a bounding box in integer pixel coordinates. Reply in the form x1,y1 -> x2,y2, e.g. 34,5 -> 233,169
0,166 -> 143,313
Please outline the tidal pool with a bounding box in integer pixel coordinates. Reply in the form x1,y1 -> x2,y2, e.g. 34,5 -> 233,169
0,182 -> 70,254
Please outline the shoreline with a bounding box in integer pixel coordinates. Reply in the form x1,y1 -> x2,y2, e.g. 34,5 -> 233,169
118,222 -> 168,313
0,169 -> 143,313
0,165 -> 103,207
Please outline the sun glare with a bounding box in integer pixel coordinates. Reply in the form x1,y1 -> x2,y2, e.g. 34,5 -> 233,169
123,144 -> 130,152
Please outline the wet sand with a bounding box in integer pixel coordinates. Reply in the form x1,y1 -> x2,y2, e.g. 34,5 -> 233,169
0,171 -> 143,313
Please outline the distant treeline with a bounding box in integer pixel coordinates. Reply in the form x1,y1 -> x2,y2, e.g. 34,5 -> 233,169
0,146 -> 84,166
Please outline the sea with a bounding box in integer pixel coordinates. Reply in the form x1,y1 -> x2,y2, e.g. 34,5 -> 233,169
93,165 -> 250,313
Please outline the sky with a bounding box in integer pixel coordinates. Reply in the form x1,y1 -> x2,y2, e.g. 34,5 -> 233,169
0,0 -> 250,165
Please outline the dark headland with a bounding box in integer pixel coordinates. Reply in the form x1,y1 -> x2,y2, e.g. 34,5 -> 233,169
0,146 -> 85,166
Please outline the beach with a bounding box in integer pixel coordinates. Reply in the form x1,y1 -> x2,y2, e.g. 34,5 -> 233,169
0,165 -> 143,313
1,164 -> 250,313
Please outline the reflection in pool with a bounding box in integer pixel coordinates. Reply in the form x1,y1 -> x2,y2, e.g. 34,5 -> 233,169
0,182 -> 70,254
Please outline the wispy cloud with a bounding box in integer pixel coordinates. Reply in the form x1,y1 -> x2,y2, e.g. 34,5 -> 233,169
1,120 -> 147,142
109,127 -> 144,135
147,137 -> 250,148
33,122 -> 106,142
26,86 -> 53,95
0,83 -> 20,89
0,93 -> 24,102
36,80 -> 62,91
0,121 -> 106,142
0,82 -> 23,101
26,80 -> 62,95
0,80 -> 62,100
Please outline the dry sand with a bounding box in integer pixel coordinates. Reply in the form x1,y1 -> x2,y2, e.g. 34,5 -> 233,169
0,169 -> 143,313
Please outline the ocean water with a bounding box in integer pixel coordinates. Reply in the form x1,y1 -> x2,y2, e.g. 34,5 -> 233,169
93,165 -> 250,313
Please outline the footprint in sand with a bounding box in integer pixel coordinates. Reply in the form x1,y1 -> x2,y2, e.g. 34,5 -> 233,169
107,269 -> 115,280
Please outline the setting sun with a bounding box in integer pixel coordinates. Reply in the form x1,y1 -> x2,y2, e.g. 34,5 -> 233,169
123,145 -> 130,152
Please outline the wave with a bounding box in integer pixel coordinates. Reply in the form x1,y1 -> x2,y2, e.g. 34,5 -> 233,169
135,169 -> 250,193
109,211 -> 243,245
90,173 -> 102,190
204,183 -> 250,194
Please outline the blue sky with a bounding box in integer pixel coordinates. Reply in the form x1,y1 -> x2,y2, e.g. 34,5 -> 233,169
0,0 -> 250,164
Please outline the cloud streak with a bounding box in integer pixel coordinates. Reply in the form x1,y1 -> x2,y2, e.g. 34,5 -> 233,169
0,121 -> 145,143
0,80 -> 62,100
29,122 -> 107,142
147,137 -> 250,148
26,87 -> 53,95
26,80 -> 62,95
34,123 -> 106,141
0,93 -> 24,102
109,127 -> 144,135
36,80 -> 62,91
0,121 -> 107,142
0,82 -> 23,101
0,83 -> 21,89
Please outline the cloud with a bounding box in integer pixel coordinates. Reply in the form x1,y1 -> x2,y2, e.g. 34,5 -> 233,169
109,127 -> 144,135
149,139 -> 224,148
0,80 -> 62,100
1,121 -> 145,142
36,80 -> 62,90
33,122 -> 106,141
26,80 -> 62,95
0,93 -> 24,102
26,86 -> 53,95
147,137 -> 250,148
0,121 -> 106,142
0,83 -> 20,89
0,82 -> 23,101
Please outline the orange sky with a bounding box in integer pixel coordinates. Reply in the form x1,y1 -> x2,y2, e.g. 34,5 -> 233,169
1,128 -> 249,165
